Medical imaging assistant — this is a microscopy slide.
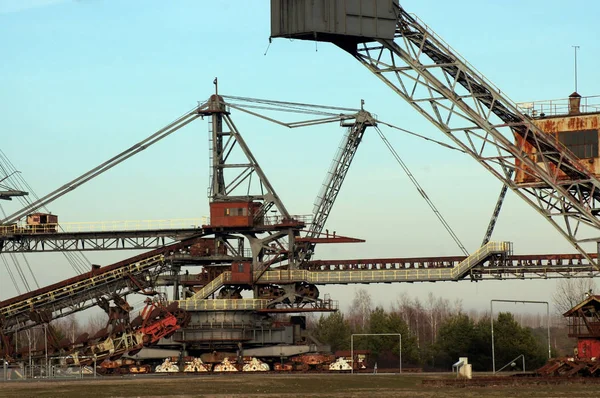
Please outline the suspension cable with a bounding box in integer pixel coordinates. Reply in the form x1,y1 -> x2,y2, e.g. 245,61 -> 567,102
62,251 -> 87,274
375,120 -> 465,153
0,204 -> 33,290
1,104 -> 202,225
375,125 -> 469,256
0,151 -> 91,274
1,255 -> 21,295
9,252 -> 30,292
19,253 -> 40,289
222,95 -> 360,114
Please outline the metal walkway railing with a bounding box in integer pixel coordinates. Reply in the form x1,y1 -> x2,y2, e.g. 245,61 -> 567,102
185,241 -> 510,303
259,241 -> 510,285
178,298 -> 269,311
190,272 -> 232,300
0,217 -> 208,235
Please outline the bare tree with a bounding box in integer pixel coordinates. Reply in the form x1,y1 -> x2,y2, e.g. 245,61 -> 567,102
393,293 -> 418,347
51,314 -> 80,343
451,298 -> 463,315
553,278 -> 596,317
85,312 -> 109,334
348,288 -> 372,332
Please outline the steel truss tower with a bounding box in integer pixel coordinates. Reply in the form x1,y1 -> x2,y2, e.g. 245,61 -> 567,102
206,93 -> 290,220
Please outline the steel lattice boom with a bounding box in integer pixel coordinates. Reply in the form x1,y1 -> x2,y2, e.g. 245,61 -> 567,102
271,0 -> 600,268
0,237 -> 203,335
302,110 -> 375,260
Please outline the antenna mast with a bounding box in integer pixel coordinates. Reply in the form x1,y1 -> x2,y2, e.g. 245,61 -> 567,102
573,45 -> 580,92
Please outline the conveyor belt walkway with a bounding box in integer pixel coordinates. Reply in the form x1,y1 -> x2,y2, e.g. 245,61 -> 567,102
190,241 -> 510,300
0,238 -> 200,334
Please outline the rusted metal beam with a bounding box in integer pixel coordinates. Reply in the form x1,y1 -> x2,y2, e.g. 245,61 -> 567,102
304,253 -> 598,271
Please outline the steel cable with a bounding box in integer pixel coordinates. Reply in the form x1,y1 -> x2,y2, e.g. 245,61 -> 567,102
1,255 -> 21,295
375,125 -> 469,256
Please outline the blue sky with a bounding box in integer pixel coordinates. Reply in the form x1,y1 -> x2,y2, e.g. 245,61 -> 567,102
1,0 -> 600,313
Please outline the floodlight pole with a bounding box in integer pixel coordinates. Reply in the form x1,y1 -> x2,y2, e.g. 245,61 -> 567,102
490,299 -> 551,373
351,333 -> 401,374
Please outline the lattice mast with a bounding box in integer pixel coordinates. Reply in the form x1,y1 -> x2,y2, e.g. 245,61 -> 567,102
204,83 -> 290,220
302,109 -> 375,260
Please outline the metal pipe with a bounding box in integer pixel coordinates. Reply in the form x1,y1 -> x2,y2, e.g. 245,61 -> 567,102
44,324 -> 48,378
490,301 -> 495,373
573,45 -> 580,93
496,354 -> 526,373
27,329 -> 31,379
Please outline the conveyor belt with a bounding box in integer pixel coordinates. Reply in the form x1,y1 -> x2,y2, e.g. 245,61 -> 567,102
0,236 -> 202,334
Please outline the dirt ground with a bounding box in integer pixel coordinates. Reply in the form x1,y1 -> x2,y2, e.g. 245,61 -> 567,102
1,373 -> 599,398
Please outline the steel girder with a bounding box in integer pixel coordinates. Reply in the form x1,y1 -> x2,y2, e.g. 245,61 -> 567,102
339,5 -> 600,266
202,95 -> 310,280
0,229 -> 200,253
0,189 -> 27,201
468,266 -> 600,281
305,253 -> 599,280
482,171 -> 513,246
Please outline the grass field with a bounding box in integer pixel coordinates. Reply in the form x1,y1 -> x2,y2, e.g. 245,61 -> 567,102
1,374 -> 599,398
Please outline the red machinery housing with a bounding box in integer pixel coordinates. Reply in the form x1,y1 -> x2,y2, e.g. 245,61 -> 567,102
538,293 -> 600,376
564,294 -> 600,359
189,239 -> 227,257
209,201 -> 262,227
231,261 -> 252,283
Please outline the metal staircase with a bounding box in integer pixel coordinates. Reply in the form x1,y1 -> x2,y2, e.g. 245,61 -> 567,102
190,272 -> 231,300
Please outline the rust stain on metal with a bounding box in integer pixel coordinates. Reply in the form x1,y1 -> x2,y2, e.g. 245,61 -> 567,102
514,112 -> 600,185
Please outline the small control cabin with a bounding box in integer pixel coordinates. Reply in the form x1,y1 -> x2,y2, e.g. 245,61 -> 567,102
26,212 -> 58,226
26,212 -> 58,232
209,201 -> 262,228
230,261 -> 252,284
515,93 -> 600,184
564,293 -> 600,359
